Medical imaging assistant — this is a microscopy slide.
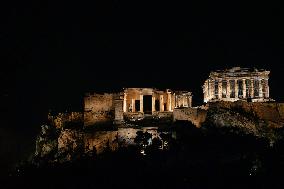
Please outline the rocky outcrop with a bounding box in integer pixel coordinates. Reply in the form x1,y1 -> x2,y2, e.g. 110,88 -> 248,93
35,125 -> 58,158
207,101 -> 284,128
34,125 -> 85,163
48,112 -> 83,129
57,129 -> 84,161
203,101 -> 284,143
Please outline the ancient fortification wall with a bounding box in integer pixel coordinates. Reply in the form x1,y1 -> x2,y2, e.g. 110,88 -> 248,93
172,101 -> 284,129
84,131 -> 118,154
84,93 -> 115,126
173,108 -> 207,127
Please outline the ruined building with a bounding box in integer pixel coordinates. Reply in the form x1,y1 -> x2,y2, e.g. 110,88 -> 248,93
203,67 -> 272,103
84,88 -> 192,126
48,67 -> 276,129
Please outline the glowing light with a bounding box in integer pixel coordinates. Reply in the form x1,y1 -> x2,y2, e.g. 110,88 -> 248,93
140,149 -> 146,155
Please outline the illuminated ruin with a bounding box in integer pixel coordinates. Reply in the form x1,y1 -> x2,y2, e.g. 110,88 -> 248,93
203,67 -> 272,103
49,67 -> 276,128
84,88 -> 192,126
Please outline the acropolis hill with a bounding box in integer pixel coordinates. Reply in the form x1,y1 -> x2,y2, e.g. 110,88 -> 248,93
37,67 -> 284,159
48,67 -> 283,130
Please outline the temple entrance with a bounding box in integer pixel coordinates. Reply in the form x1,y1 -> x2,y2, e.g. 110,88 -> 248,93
155,100 -> 160,111
143,95 -> 152,114
135,100 -> 140,112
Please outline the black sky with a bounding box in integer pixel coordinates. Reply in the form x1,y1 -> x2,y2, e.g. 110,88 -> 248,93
1,1 -> 284,127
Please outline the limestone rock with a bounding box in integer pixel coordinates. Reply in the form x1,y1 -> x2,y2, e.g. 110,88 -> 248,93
35,125 -> 58,158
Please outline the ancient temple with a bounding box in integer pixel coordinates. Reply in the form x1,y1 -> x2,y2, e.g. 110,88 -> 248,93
84,88 -> 192,126
123,88 -> 192,114
203,67 -> 271,103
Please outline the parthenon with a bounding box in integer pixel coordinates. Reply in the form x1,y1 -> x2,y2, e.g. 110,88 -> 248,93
203,67 -> 271,103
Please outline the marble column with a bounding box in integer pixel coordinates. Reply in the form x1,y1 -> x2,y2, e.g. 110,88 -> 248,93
243,79 -> 246,98
140,95 -> 143,113
259,79 -> 263,98
131,99 -> 135,112
208,80 -> 213,100
226,80 -> 230,98
167,93 -> 172,111
175,95 -> 178,108
172,94 -> 176,109
218,80 -> 222,99
152,96 -> 155,112
123,92 -> 127,112
266,79 -> 269,98
250,79 -> 254,98
160,95 -> 164,112
235,79 -> 238,99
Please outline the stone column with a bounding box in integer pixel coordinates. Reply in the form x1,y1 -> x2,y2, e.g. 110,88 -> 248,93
251,79 -> 254,98
172,94 -> 176,109
235,79 -> 238,99
175,95 -> 178,108
266,79 -> 269,98
167,93 -> 172,111
123,92 -> 127,112
140,95 -> 143,113
152,96 -> 155,112
205,80 -> 209,102
259,79 -> 263,98
226,80 -> 230,98
208,80 -> 212,100
243,79 -> 246,98
218,80 -> 222,99
160,95 -> 164,112
189,96 -> 192,107
131,99 -> 135,112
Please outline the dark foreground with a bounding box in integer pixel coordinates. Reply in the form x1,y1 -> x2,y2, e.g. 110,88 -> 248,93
2,124 -> 284,189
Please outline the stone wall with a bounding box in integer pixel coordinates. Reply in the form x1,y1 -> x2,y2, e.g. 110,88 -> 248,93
117,128 -> 140,146
84,93 -> 114,112
114,99 -> 124,123
152,111 -> 173,118
84,93 -> 115,126
173,108 -> 207,127
123,112 -> 144,121
84,131 -> 118,154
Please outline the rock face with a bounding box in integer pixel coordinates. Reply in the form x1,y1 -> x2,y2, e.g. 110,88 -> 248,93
34,101 -> 284,163
57,129 -> 84,161
34,124 -> 162,163
203,101 -> 284,142
35,125 -> 85,162
48,112 -> 83,129
35,125 -> 58,158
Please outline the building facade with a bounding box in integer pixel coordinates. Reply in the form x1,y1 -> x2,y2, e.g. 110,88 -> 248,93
203,67 -> 271,103
84,88 -> 192,126
123,88 -> 192,114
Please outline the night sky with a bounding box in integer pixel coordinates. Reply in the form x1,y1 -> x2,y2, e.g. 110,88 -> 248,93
1,1 -> 284,173
1,1 -> 284,127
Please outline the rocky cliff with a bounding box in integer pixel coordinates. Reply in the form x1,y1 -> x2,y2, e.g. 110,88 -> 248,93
203,101 -> 284,143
